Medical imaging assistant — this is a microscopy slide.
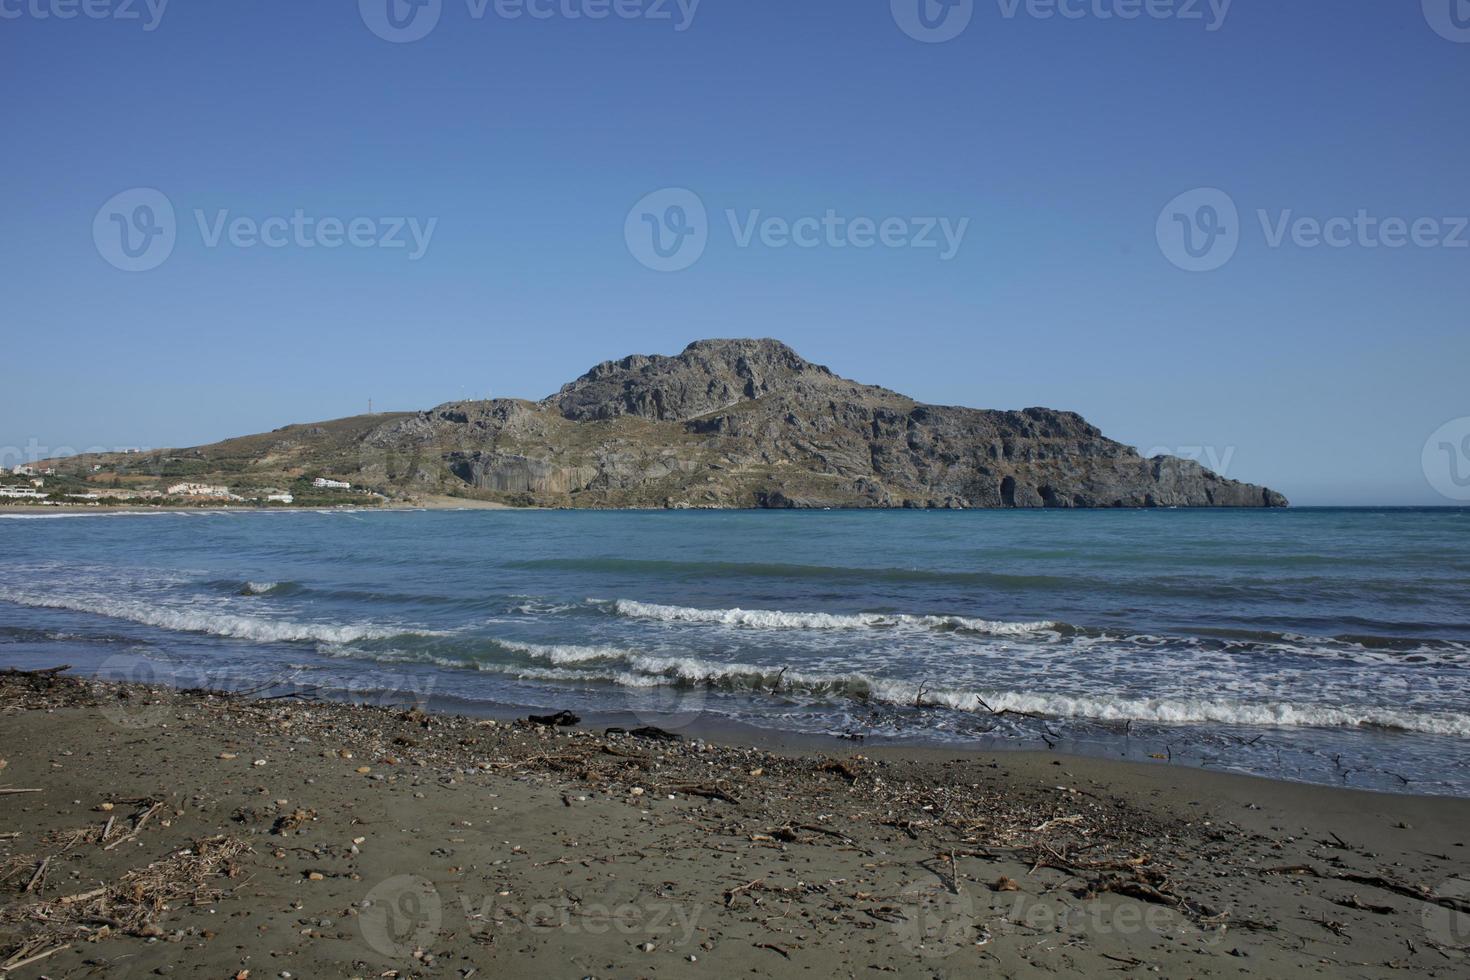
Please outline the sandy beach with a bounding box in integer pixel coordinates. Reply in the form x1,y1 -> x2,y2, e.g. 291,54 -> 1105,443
1,668 -> 1466,978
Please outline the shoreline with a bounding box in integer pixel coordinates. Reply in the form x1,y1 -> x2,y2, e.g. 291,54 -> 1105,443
2,670 -> 1467,977
0,496 -> 530,517
8,651 -> 1461,801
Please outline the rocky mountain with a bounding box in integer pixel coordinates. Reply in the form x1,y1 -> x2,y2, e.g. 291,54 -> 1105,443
69,339 -> 1288,509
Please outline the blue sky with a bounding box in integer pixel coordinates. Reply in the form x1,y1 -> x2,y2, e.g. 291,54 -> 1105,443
2,0 -> 1467,505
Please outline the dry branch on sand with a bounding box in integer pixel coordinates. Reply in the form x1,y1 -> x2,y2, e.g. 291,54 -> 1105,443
0,836 -> 250,960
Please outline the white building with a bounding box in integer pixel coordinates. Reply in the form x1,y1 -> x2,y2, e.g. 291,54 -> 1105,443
0,487 -> 48,499
265,492 -> 294,504
313,478 -> 352,490
13,465 -> 37,477
167,483 -> 238,499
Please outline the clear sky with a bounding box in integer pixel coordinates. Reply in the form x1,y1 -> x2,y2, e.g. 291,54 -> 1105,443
3,1 -> 1467,506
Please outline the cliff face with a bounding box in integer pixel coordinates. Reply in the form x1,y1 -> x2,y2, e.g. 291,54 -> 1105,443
358,339 -> 1288,509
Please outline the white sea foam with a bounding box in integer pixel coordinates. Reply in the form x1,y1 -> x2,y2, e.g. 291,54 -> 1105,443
0,590 -> 435,646
607,599 -> 1057,636
242,582 -> 279,596
323,635 -> 1470,737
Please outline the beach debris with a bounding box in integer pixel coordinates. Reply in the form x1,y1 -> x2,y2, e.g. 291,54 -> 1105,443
23,856 -> 50,894
818,759 -> 859,782
270,809 -> 316,836
103,800 -> 165,852
0,940 -> 71,973
1333,894 -> 1396,915
604,725 -> 681,741
0,835 -> 250,957
1,667 -> 1455,974
526,710 -> 580,727
1031,814 -> 1085,833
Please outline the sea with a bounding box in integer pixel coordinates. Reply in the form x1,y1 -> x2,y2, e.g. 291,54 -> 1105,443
2,507 -> 1467,796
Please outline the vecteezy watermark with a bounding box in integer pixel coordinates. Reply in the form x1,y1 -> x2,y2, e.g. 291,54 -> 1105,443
0,0 -> 169,30
892,0 -> 1231,43
623,675 -> 708,733
625,188 -> 970,272
0,439 -> 152,471
91,656 -> 438,729
360,875 -> 444,960
624,188 -> 709,272
93,188 -> 177,273
1155,188 -> 1239,273
893,881 -> 980,958
1423,0 -> 1470,43
891,0 -> 975,43
359,876 -> 702,963
1157,188 -> 1470,272
93,188 -> 438,272
1423,876 -> 1470,954
1423,418 -> 1470,503
359,0 -> 701,43
1139,445 -> 1236,478
890,879 -> 1228,959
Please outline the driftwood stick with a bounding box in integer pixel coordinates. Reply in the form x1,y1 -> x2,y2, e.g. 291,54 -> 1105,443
1,665 -> 72,677
103,801 -> 164,851
24,856 -> 50,893
57,886 -> 108,905
0,943 -> 71,973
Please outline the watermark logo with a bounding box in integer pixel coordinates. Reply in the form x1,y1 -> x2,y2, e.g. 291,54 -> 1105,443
94,188 -> 177,273
1156,187 -> 1238,272
0,0 -> 169,30
626,188 -> 709,272
360,0 -> 701,43
1423,418 -> 1470,502
995,0 -> 1231,30
625,677 -> 709,734
359,876 -> 700,963
892,881 -> 978,957
1423,877 -> 1470,953
1424,0 -> 1470,43
1159,188 -> 1469,272
1140,445 -> 1236,479
892,0 -> 974,43
93,188 -> 438,272
360,874 -> 444,960
1258,210 -> 1469,251
94,653 -> 182,729
625,188 -> 971,272
894,0 -> 1231,41
360,0 -> 443,43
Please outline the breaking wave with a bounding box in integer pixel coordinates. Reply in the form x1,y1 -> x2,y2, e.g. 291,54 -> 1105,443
0,590 -> 441,646
603,599 -> 1058,636
320,635 -> 1470,738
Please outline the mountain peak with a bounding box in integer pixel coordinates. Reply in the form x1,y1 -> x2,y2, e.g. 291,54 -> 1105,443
546,337 -> 836,423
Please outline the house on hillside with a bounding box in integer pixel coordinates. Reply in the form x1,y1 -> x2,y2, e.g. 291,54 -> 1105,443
167,483 -> 239,500
0,487 -> 48,499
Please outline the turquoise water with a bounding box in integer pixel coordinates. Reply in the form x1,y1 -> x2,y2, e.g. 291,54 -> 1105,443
2,507 -> 1467,795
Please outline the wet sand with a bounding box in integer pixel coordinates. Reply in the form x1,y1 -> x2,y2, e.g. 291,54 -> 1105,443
1,669 -> 1467,978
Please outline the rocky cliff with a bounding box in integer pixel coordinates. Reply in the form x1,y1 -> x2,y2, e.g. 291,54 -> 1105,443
351,339 -> 1287,509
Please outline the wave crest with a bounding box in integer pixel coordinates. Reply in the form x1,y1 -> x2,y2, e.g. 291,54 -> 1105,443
605,599 -> 1058,636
